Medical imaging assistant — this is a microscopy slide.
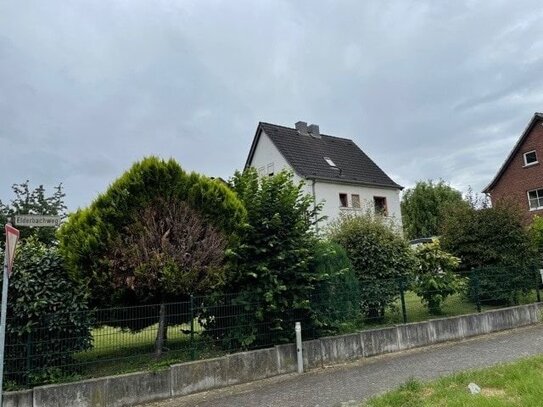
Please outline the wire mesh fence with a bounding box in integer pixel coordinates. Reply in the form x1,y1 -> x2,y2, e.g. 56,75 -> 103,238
4,265 -> 542,390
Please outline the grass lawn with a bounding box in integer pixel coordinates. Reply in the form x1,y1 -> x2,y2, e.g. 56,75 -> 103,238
366,355 -> 543,406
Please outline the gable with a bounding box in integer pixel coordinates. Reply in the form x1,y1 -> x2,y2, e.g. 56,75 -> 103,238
483,113 -> 543,193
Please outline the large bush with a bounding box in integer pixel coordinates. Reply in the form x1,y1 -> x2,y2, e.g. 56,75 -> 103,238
58,157 -> 245,308
441,201 -> 537,304
328,213 -> 415,321
411,241 -> 462,315
213,169 -> 322,347
58,157 -> 246,355
2,239 -> 92,386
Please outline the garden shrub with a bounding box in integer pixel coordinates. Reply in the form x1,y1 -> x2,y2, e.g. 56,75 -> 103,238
441,201 -> 537,305
328,213 -> 416,321
411,241 -> 462,315
210,169 -> 322,348
2,238 -> 92,386
310,240 -> 361,333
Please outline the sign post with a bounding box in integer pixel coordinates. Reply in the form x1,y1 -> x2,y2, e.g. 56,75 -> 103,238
0,224 -> 19,403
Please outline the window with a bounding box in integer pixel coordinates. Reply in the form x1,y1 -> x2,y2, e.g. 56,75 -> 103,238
528,188 -> 543,210
258,166 -> 265,176
523,150 -> 538,166
352,194 -> 361,208
373,196 -> 387,216
324,157 -> 337,167
339,193 -> 348,207
267,163 -> 274,176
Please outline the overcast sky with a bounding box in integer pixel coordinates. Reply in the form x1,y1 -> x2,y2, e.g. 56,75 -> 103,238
2,0 -> 543,210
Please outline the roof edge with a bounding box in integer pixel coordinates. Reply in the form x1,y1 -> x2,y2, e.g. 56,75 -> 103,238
483,112 -> 543,193
305,175 -> 403,190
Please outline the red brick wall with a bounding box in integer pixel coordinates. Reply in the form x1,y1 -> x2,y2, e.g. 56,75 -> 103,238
489,119 -> 543,224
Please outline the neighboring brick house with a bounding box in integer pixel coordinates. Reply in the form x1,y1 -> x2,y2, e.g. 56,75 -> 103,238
483,112 -> 543,223
245,121 -> 403,231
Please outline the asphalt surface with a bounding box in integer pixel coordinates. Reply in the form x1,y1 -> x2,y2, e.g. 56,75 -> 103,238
141,324 -> 543,407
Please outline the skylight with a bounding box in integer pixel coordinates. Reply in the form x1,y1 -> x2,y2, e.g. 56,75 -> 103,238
324,157 -> 336,167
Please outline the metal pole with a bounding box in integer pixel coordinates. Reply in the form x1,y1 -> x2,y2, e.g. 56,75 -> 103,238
295,322 -> 303,374
399,278 -> 408,324
536,268 -> 541,303
0,248 -> 10,405
473,269 -> 482,313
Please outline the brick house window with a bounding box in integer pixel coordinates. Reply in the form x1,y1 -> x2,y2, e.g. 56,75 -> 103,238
339,193 -> 348,207
523,150 -> 538,166
373,196 -> 387,215
352,194 -> 361,208
528,188 -> 543,210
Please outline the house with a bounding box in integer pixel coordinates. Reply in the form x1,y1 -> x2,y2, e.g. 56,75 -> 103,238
483,112 -> 543,223
244,121 -> 403,230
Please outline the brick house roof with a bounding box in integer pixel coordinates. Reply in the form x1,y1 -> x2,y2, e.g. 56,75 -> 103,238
245,122 -> 402,189
483,112 -> 543,193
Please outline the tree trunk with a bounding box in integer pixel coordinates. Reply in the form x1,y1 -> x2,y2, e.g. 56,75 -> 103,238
155,303 -> 168,358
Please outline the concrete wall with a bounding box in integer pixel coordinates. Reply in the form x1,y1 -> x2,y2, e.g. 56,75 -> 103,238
5,303 -> 541,407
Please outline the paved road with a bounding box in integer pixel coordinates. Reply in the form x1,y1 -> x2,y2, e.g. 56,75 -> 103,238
142,325 -> 543,407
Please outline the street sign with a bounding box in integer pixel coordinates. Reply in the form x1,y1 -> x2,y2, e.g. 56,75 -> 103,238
5,224 -> 19,277
14,214 -> 61,228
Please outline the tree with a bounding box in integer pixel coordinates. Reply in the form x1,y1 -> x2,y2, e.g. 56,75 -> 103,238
58,157 -> 245,355
328,213 -> 416,321
216,169 -> 322,347
411,241 -> 462,315
401,180 -> 466,240
440,200 -> 537,304
108,198 -> 228,357
1,238 -> 92,386
0,181 -> 66,245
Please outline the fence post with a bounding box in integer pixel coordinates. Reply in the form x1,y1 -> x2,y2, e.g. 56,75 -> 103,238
473,269 -> 482,313
190,295 -> 195,361
399,277 -> 408,324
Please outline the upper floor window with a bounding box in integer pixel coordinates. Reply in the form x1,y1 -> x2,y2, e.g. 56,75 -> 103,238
258,166 -> 265,176
352,194 -> 361,208
339,193 -> 348,207
267,163 -> 275,176
324,157 -> 337,167
528,188 -> 543,210
523,150 -> 538,166
374,196 -> 388,216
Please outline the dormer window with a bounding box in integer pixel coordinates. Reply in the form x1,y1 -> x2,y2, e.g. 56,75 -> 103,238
324,157 -> 336,167
523,150 -> 538,166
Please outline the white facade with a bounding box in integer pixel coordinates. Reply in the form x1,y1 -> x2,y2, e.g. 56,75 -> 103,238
248,129 -> 403,230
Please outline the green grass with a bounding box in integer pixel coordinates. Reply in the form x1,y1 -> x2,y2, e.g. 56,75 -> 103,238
73,321 -> 224,378
365,355 -> 543,406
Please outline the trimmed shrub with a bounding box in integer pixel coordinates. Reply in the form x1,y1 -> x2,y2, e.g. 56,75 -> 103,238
2,238 -> 92,386
328,213 -> 416,321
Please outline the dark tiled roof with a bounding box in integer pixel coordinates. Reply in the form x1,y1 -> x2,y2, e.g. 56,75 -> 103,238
245,122 -> 402,189
483,112 -> 543,193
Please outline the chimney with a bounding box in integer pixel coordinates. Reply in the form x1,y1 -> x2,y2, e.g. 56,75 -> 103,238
295,121 -> 308,135
308,124 -> 320,138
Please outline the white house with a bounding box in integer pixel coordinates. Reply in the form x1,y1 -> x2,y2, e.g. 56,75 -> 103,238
245,121 -> 403,231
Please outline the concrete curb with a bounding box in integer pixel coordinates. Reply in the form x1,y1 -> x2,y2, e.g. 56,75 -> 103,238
4,303 -> 542,406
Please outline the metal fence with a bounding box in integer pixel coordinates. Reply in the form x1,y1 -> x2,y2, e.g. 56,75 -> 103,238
4,266 -> 541,390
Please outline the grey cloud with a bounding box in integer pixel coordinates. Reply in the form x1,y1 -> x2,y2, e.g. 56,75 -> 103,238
2,0 -> 543,210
